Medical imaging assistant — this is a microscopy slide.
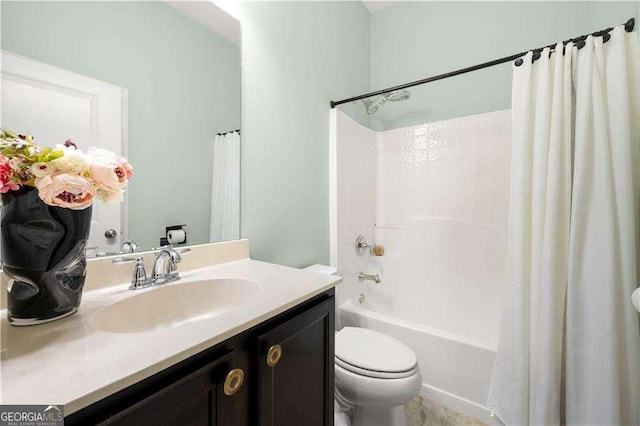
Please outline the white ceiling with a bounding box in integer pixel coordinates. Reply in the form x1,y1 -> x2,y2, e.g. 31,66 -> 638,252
165,1 -> 240,46
362,0 -> 400,14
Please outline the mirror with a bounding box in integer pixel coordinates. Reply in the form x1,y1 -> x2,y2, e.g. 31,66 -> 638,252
0,1 -> 241,255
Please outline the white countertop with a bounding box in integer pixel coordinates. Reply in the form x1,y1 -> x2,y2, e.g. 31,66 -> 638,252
0,258 -> 341,415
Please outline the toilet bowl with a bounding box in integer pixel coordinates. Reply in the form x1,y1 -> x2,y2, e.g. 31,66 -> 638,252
334,327 -> 422,426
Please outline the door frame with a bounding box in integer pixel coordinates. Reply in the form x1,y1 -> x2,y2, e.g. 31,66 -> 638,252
0,50 -> 129,248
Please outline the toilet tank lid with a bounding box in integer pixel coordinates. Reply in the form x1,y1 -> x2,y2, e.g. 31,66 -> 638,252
335,327 -> 417,373
303,264 -> 337,275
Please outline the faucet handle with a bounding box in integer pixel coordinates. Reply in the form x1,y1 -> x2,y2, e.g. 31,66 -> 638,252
355,235 -> 372,257
112,256 -> 138,264
167,250 -> 182,276
131,257 -> 148,290
168,249 -> 182,264
120,240 -> 138,254
152,245 -> 191,256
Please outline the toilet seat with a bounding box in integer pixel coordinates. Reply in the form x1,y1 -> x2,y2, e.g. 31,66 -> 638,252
335,356 -> 419,379
335,327 -> 418,379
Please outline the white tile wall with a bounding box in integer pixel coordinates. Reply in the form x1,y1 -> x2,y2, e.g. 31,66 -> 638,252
375,110 -> 512,348
377,110 -> 511,233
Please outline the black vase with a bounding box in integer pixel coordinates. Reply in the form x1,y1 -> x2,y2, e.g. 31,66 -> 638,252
1,187 -> 92,326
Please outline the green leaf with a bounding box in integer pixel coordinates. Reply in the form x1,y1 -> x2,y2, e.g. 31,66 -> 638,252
1,128 -> 18,139
45,150 -> 64,161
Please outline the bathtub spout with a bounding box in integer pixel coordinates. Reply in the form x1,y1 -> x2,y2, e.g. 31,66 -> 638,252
358,272 -> 381,284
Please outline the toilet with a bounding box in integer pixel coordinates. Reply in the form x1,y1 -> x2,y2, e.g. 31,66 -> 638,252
303,264 -> 422,426
334,327 -> 422,426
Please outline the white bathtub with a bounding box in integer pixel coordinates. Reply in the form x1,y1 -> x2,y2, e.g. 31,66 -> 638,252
339,300 -> 495,423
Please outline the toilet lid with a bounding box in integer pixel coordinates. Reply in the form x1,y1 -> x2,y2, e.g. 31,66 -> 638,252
335,327 -> 417,374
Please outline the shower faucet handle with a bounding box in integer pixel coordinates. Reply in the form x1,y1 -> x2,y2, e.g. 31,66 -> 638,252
355,235 -> 372,257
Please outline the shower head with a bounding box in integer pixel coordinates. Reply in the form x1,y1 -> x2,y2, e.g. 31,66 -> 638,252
386,89 -> 411,102
362,89 -> 411,114
363,95 -> 387,115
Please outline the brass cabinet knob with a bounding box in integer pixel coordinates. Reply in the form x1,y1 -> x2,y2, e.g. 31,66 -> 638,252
223,368 -> 244,396
266,344 -> 282,367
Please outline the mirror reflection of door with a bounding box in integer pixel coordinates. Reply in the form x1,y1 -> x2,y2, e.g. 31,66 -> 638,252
1,51 -> 127,255
1,1 -> 241,253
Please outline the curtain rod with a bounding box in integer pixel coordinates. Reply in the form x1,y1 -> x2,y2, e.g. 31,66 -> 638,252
330,17 -> 635,109
217,129 -> 240,136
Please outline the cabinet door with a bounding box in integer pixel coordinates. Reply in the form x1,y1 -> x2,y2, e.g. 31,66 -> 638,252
100,351 -> 241,426
257,297 -> 335,426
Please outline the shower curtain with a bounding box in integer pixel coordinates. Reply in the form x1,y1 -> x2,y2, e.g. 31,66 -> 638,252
209,131 -> 240,242
488,25 -> 640,425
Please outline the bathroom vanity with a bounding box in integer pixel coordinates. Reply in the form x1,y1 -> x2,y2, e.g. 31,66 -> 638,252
68,289 -> 335,425
0,240 -> 340,426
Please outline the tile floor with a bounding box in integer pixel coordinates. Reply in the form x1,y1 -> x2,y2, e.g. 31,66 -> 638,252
405,396 -> 487,426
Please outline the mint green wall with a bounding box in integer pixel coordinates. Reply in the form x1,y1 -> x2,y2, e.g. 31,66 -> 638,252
239,1 -> 370,267
369,1 -> 639,130
1,1 -> 240,249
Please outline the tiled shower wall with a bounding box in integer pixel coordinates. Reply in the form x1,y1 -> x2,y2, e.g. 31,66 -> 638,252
335,109 -> 512,346
377,110 -> 512,233
372,110 -> 512,348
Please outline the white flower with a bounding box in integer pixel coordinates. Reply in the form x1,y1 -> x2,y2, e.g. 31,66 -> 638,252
8,157 -> 27,172
30,162 -> 56,178
95,187 -> 124,204
86,146 -> 119,167
50,145 -> 89,174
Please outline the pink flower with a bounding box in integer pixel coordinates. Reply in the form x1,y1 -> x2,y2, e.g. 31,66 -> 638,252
0,156 -> 20,194
118,157 -> 134,179
36,173 -> 94,210
90,163 -> 128,192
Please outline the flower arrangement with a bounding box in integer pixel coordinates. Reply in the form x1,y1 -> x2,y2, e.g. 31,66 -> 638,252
0,128 -> 133,210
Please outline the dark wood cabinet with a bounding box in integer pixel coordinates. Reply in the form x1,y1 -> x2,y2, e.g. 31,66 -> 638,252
99,351 -> 237,426
66,289 -> 335,426
258,298 -> 334,426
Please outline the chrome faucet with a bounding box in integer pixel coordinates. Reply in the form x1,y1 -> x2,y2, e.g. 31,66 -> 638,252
358,272 -> 381,284
113,246 -> 188,290
151,247 -> 182,284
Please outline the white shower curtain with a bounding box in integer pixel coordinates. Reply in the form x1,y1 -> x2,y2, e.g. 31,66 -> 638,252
209,131 -> 240,242
488,25 -> 640,425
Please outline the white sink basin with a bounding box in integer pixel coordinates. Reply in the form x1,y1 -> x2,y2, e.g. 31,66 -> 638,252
91,278 -> 262,334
